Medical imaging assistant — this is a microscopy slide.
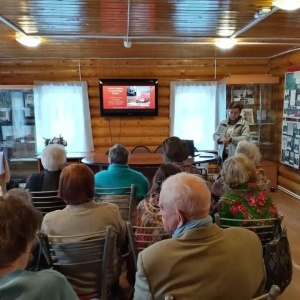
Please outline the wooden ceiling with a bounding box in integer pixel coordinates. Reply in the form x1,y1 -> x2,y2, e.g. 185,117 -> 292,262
0,0 -> 300,60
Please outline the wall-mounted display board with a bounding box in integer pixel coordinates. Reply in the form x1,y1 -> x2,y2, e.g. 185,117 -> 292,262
281,71 -> 300,169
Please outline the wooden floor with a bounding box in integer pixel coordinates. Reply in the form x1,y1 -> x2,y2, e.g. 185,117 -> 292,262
272,190 -> 300,300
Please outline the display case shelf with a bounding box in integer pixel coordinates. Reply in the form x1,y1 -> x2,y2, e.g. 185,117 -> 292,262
221,75 -> 279,163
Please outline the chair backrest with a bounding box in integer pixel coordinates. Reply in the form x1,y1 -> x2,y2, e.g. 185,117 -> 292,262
131,146 -> 151,154
94,184 -> 135,221
214,213 -> 279,248
27,189 -> 66,216
40,226 -> 112,300
126,221 -> 170,269
252,285 -> 281,300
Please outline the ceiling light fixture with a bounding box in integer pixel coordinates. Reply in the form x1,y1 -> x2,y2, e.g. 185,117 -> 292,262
273,0 -> 300,10
254,7 -> 272,18
123,39 -> 132,48
215,38 -> 237,49
16,34 -> 41,47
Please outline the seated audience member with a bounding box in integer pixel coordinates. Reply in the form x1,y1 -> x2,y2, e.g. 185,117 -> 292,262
0,197 -> 78,300
5,188 -> 33,207
211,140 -> 270,204
136,163 -> 183,237
26,144 -> 67,191
94,144 -> 149,201
127,163 -> 183,287
41,164 -> 126,297
162,136 -> 202,175
134,173 -> 266,300
215,154 -> 278,220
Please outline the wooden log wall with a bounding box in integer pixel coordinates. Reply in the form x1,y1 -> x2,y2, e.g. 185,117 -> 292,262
268,51 -> 300,196
2,57 -> 299,194
0,58 -> 271,154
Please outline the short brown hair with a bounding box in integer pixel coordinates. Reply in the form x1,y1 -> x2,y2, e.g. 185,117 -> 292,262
149,163 -> 183,195
59,164 -> 94,205
0,198 -> 42,267
229,102 -> 243,112
222,154 -> 257,188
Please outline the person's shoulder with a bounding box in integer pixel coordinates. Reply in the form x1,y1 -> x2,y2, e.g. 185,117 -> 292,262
128,168 -> 148,181
43,208 -> 64,220
42,209 -> 65,230
239,117 -> 249,126
31,270 -> 78,298
95,201 -> 120,212
36,269 -> 68,279
224,226 -> 261,245
95,169 -> 109,178
20,269 -> 68,282
141,237 -> 175,258
220,118 -> 229,125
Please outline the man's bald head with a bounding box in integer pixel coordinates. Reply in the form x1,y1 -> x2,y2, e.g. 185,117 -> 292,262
159,173 -> 211,233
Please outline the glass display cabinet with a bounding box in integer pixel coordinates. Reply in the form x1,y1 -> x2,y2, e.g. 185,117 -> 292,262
0,86 -> 36,160
219,75 -> 280,190
226,83 -> 279,162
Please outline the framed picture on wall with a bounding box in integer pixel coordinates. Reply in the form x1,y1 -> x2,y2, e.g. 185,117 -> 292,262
233,89 -> 254,104
241,108 -> 254,124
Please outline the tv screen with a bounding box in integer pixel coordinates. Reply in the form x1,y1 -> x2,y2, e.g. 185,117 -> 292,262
99,79 -> 158,117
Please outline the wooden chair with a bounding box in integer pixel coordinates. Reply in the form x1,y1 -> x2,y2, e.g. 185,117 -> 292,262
39,226 -> 112,300
126,221 -> 170,269
94,184 -> 135,221
214,213 -> 280,248
253,285 -> 281,300
193,146 -> 208,180
131,145 -> 151,154
27,189 -> 66,216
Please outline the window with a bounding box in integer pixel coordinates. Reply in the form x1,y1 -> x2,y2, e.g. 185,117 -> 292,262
34,81 -> 94,154
0,82 -> 94,160
170,81 -> 226,150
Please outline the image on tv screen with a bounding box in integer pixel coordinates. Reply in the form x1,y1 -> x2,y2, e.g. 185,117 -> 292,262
99,79 -> 158,116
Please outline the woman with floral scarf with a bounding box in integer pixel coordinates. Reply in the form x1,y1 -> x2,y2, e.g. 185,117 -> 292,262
214,154 -> 278,221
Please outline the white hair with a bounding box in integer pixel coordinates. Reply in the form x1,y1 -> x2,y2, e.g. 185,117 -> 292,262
160,173 -> 211,219
235,140 -> 261,166
41,144 -> 67,171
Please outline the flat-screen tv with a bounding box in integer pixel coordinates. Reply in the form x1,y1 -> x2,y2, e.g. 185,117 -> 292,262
99,79 -> 158,117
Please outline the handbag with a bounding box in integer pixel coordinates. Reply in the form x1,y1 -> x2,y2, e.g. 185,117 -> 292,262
26,232 -> 53,271
264,219 -> 292,293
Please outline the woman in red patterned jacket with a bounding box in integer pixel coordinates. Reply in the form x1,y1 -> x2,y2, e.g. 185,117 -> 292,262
135,163 -> 183,238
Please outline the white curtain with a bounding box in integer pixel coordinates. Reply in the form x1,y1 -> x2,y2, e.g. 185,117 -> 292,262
170,81 -> 226,150
11,91 -> 25,139
34,81 -> 94,154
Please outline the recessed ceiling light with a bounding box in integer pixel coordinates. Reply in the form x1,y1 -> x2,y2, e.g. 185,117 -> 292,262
215,38 -> 237,49
273,0 -> 300,10
254,7 -> 272,18
16,34 -> 41,47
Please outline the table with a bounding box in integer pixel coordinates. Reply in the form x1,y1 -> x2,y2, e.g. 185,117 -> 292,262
82,152 -> 219,167
82,152 -> 219,182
